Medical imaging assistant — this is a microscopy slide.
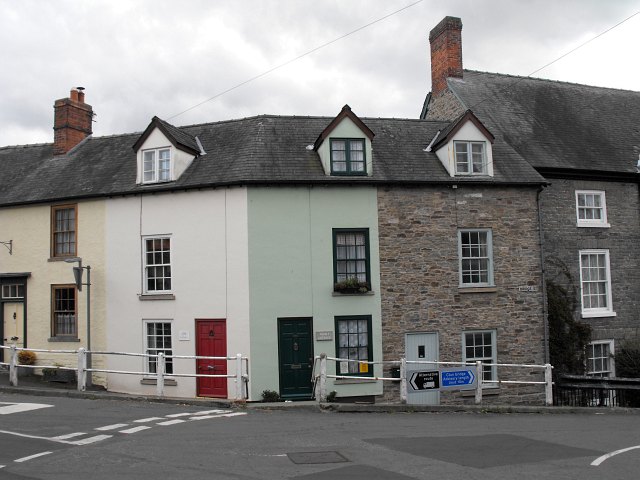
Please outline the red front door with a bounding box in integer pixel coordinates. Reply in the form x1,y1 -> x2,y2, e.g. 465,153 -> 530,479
196,319 -> 227,398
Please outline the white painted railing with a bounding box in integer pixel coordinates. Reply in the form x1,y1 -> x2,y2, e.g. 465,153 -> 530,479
0,344 -> 249,400
312,353 -> 553,406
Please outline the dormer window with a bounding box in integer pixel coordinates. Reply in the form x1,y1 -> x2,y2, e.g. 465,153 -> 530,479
143,148 -> 171,183
331,139 -> 366,175
454,141 -> 486,175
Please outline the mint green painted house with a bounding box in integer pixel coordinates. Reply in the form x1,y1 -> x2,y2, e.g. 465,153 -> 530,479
248,186 -> 382,401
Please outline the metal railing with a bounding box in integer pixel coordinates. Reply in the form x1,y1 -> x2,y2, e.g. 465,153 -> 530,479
312,353 -> 553,405
554,375 -> 640,408
0,344 -> 249,400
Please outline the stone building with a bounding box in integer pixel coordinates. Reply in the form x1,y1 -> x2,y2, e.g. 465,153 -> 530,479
377,111 -> 548,405
422,16 -> 640,378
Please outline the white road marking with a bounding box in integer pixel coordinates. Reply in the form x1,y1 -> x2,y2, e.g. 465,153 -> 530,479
14,452 -> 53,463
119,426 -> 151,434
218,412 -> 247,418
51,432 -> 87,440
0,429 -> 72,444
157,419 -> 185,426
190,409 -> 227,416
190,412 -> 247,421
95,423 -> 129,431
190,415 -> 219,421
0,403 -> 54,415
592,445 -> 640,466
165,412 -> 193,418
71,434 -> 112,445
134,417 -> 163,423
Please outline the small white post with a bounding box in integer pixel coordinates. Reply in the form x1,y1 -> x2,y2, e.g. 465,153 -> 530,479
9,345 -> 18,386
235,353 -> 243,400
475,361 -> 483,405
77,348 -> 87,391
319,353 -> 327,402
156,353 -> 165,397
400,358 -> 408,404
544,363 -> 553,406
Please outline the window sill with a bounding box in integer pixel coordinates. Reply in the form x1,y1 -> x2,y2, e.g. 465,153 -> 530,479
458,286 -> 497,294
48,256 -> 77,262
140,378 -> 177,386
576,223 -> 610,228
581,311 -> 617,319
139,294 -> 176,301
48,336 -> 80,342
332,291 -> 375,297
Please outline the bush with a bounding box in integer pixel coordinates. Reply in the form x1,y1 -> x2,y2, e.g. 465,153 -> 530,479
17,350 -> 36,365
615,339 -> 640,378
261,389 -> 281,402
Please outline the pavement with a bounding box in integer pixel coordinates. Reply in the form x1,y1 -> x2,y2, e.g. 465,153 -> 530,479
2,367 -> 640,415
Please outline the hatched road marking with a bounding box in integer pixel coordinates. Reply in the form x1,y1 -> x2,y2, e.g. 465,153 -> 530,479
0,402 -> 53,415
0,408 -> 247,465
95,424 -> 129,431
14,452 -> 53,463
120,426 -> 151,434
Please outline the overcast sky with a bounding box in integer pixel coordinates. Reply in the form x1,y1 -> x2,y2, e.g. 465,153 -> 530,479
1,0 -> 639,147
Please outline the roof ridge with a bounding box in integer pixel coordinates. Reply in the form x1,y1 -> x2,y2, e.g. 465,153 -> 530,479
463,69 -> 640,94
0,141 -> 52,150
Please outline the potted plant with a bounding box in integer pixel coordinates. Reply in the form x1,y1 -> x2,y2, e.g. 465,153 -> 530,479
17,350 -> 36,377
334,277 -> 371,294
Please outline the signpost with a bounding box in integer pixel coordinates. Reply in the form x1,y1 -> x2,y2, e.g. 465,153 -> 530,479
409,370 -> 439,391
407,366 -> 478,395
440,367 -> 477,390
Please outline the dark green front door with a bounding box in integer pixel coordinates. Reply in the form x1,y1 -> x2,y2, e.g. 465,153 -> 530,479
278,317 -> 313,400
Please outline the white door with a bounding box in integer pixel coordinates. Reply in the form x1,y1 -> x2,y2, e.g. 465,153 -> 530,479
406,332 -> 439,405
3,303 -> 25,348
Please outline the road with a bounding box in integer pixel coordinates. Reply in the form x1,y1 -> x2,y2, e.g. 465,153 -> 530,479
1,393 -> 639,479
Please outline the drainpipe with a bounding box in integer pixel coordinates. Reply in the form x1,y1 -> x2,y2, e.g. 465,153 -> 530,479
537,185 -> 550,364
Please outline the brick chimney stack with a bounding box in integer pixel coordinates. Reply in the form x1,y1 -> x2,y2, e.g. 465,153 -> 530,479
53,88 -> 93,156
429,16 -> 463,96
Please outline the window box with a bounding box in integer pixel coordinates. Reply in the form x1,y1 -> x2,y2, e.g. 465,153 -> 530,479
333,278 -> 371,294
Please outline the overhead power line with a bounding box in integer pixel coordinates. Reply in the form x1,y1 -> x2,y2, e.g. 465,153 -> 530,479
167,0 -> 424,121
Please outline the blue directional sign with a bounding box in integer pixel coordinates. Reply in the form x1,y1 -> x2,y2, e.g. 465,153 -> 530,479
440,368 -> 477,389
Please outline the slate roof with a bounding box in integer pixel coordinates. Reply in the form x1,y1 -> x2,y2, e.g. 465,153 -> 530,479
0,114 -> 545,207
443,70 -> 640,175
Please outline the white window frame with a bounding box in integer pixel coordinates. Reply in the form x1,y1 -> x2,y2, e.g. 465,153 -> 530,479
462,330 -> 497,385
458,229 -> 494,287
142,147 -> 172,184
142,235 -> 172,294
143,320 -> 173,375
586,339 -> 615,377
575,190 -> 610,227
2,284 -> 24,299
579,249 -> 615,318
454,141 -> 487,175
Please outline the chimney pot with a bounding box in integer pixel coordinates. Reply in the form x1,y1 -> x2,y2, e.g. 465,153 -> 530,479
429,16 -> 463,96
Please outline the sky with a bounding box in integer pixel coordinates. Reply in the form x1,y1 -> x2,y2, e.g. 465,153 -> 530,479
1,0 -> 639,147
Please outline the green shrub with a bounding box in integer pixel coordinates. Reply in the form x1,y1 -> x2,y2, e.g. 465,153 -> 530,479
261,389 -> 281,402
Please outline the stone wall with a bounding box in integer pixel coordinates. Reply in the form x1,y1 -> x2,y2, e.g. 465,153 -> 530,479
540,179 -> 640,348
377,185 -> 547,404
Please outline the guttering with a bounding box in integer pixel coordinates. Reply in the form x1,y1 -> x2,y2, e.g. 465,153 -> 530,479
536,185 -> 550,364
